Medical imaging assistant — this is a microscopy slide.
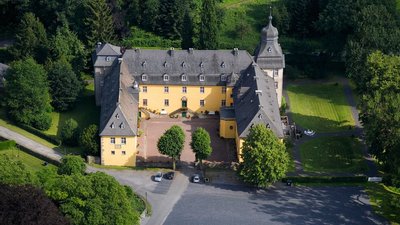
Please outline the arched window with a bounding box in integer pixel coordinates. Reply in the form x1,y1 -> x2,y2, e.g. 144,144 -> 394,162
163,74 -> 169,81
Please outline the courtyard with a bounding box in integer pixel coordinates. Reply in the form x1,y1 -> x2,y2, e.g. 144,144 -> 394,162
137,117 -> 236,164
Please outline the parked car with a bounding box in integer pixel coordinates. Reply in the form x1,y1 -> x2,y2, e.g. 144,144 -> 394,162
192,174 -> 200,183
154,172 -> 163,182
166,171 -> 175,180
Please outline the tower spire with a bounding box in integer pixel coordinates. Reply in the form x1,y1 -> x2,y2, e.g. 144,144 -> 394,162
269,6 -> 273,23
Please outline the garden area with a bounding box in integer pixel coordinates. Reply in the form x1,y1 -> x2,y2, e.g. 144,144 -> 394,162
300,136 -> 368,174
286,83 -> 355,132
367,183 -> 400,225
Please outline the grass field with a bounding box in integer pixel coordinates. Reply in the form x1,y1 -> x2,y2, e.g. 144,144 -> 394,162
366,183 -> 400,225
287,83 -> 355,132
300,136 -> 368,173
0,141 -> 57,173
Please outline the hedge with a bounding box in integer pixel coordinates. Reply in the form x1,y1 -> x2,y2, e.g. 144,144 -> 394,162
283,176 -> 368,184
17,123 -> 61,146
0,140 -> 16,150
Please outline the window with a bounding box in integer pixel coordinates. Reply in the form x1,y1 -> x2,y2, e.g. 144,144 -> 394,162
164,86 -> 169,93
106,56 -> 111,61
115,114 -> 119,119
222,86 -> 227,93
141,74 -> 147,81
142,86 -> 147,93
111,151 -> 115,155
274,82 -> 278,89
229,125 -> 234,130
200,100 -> 205,107
164,99 -> 169,106
221,62 -> 225,68
267,47 -> 272,52
110,122 -> 115,129
273,70 -> 278,77
142,61 -> 147,67
181,74 -> 187,81
221,100 -> 226,106
110,137 -> 115,144
143,99 -> 148,106
199,74 -> 205,81
122,151 -> 126,155
221,75 -> 227,81
182,86 -> 187,93
163,74 -> 169,81
120,122 -> 125,129
200,87 -> 205,93
121,137 -> 126,144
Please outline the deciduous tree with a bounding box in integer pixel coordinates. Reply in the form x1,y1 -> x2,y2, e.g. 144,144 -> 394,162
239,124 -> 289,187
79,124 -> 100,156
4,58 -> 52,130
190,127 -> 212,167
157,125 -> 185,170
60,118 -> 80,146
58,155 -> 86,175
0,154 -> 36,185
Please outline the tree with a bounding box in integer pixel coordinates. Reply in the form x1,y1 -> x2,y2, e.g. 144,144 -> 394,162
50,25 -> 87,74
181,9 -> 194,49
199,0 -> 219,49
79,124 -> 100,156
58,155 -> 86,175
140,0 -> 160,32
157,0 -> 184,39
47,59 -> 83,111
10,12 -> 48,63
190,127 -> 212,167
359,51 -> 400,175
84,0 -> 115,47
0,184 -> 70,225
4,58 -> 52,130
60,118 -> 79,146
239,124 -> 289,187
157,125 -> 185,170
43,172 -> 140,225
0,154 -> 36,185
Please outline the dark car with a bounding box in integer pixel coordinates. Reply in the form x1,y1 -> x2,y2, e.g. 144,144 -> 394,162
166,171 -> 175,180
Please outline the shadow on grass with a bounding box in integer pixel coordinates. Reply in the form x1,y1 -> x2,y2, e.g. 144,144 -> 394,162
290,112 -> 353,132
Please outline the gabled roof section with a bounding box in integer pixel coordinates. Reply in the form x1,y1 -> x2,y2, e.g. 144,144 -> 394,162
99,61 -> 138,136
233,64 -> 283,138
96,43 -> 121,56
123,48 -> 253,86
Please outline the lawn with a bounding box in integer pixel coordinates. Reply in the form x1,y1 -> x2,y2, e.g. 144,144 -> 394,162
300,136 -> 368,173
287,83 -> 355,132
366,183 -> 400,225
0,141 -> 57,173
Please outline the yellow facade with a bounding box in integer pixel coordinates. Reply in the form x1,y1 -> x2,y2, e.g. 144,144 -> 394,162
219,120 -> 236,138
101,136 -> 137,166
235,128 -> 245,162
139,85 -> 233,114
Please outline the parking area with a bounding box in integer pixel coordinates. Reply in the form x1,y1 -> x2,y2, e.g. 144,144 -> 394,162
137,117 -> 236,163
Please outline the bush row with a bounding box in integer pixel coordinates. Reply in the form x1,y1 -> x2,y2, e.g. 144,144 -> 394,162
17,123 -> 61,146
0,140 -> 16,150
283,176 -> 368,183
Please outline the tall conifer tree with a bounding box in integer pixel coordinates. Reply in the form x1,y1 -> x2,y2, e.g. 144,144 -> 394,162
84,0 -> 115,47
199,0 -> 219,49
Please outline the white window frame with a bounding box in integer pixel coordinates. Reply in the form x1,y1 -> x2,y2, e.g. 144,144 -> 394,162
200,100 -> 205,107
106,56 -> 111,62
182,86 -> 187,93
199,75 -> 205,81
142,74 -> 148,81
164,99 -> 169,106
221,75 -> 227,81
181,74 -> 187,81
111,137 -> 115,144
121,137 -> 126,145
200,87 -> 205,93
164,86 -> 169,93
274,81 -> 278,89
273,70 -> 278,77
163,74 -> 169,81
142,86 -> 147,93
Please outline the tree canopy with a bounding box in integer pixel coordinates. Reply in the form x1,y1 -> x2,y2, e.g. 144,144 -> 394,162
79,124 -> 100,156
199,0 -> 219,49
157,125 -> 185,170
58,155 -> 86,176
239,124 -> 289,187
4,58 -> 52,130
0,154 -> 36,186
190,127 -> 212,166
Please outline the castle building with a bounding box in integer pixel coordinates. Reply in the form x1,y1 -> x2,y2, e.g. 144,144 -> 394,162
93,16 -> 285,166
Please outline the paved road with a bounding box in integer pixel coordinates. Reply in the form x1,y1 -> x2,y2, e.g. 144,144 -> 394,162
165,183 -> 387,225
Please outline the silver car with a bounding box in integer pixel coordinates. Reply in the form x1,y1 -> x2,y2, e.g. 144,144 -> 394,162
192,174 -> 200,183
154,172 -> 163,182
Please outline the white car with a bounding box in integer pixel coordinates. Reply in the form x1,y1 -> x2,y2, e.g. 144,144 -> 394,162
154,172 -> 163,182
192,174 -> 200,183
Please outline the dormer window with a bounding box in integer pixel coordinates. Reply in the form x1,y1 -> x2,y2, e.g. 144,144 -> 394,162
120,122 -> 125,129
199,74 -> 205,81
141,74 -> 148,81
221,75 -> 227,82
221,62 -> 225,68
106,56 -> 111,62
110,122 -> 115,129
164,61 -> 168,67
115,114 -> 120,119
163,74 -> 169,81
182,62 -> 186,68
267,47 -> 272,53
181,74 -> 187,82
200,62 -> 204,68
142,61 -> 147,67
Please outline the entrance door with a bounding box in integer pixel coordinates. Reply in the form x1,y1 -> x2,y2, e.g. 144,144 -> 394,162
182,100 -> 187,108
182,111 -> 187,117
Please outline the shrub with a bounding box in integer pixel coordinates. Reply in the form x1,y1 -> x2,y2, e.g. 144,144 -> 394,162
79,124 -> 99,156
60,118 -> 79,146
58,155 -> 86,175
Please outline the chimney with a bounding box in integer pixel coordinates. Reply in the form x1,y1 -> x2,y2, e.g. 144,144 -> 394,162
170,47 -> 175,56
188,48 -> 194,54
135,47 -> 141,53
118,57 -> 123,64
255,90 -> 262,95
233,48 -> 239,56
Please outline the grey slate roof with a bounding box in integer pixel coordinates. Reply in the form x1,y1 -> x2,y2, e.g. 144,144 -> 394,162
254,17 -> 285,69
93,43 -> 122,67
123,49 -> 253,86
233,64 -> 283,138
99,61 -> 138,136
220,107 -> 236,119
0,63 -> 9,88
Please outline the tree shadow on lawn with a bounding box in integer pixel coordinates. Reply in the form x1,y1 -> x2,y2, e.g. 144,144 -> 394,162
289,112 -> 353,132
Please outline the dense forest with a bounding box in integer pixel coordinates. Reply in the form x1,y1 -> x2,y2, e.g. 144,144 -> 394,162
0,0 -> 400,189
